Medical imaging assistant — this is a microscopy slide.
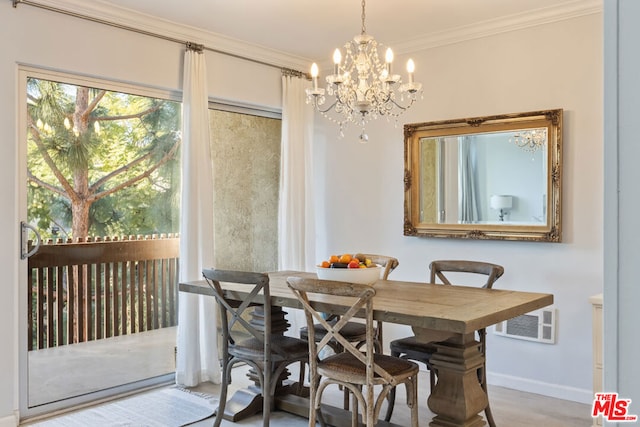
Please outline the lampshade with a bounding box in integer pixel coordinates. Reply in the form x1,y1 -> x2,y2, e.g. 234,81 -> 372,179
490,195 -> 513,210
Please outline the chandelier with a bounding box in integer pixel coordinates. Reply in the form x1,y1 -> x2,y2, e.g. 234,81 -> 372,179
305,0 -> 422,142
510,128 -> 547,153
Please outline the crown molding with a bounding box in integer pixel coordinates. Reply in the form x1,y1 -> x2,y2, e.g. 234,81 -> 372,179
19,0 -> 313,71
392,0 -> 602,54
19,0 -> 601,71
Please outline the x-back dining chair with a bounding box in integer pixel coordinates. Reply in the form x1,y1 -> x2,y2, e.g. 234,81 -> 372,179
299,254 -> 399,354
385,260 -> 504,427
288,276 -> 419,427
202,268 -> 309,427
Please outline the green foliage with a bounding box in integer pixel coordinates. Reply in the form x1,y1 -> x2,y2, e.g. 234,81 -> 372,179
27,78 -> 182,239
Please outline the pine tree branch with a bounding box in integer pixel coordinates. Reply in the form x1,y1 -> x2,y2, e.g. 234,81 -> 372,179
27,171 -> 67,198
94,104 -> 162,122
89,150 -> 155,191
85,90 -> 106,115
27,118 -> 80,203
88,140 -> 181,202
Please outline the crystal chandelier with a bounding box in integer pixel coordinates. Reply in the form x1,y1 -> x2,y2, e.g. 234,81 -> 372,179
510,128 -> 547,153
305,0 -> 423,142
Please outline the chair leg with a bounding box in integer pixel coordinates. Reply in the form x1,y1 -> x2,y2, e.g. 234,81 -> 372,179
352,386 -> 360,426
365,384 -> 375,427
485,403 -> 497,427
316,380 -> 331,427
297,361 -> 306,395
214,359 -> 232,427
409,375 -> 419,427
480,368 -> 496,427
343,386 -> 350,411
383,387 -> 395,422
383,349 -> 401,422
308,374 -> 318,427
262,364 -> 271,427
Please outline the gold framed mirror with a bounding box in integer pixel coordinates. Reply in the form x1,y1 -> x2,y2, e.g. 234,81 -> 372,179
404,109 -> 562,242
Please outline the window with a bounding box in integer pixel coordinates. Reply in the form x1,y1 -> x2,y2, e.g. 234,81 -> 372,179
27,77 -> 181,239
209,108 -> 282,272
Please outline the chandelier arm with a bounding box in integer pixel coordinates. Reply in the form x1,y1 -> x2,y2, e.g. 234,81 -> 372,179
333,86 -> 358,112
386,97 -> 416,112
314,99 -> 340,115
364,85 -> 417,114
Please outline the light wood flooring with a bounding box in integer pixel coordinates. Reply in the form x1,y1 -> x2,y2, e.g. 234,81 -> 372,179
184,364 -> 591,427
23,327 -> 592,426
23,361 -> 592,426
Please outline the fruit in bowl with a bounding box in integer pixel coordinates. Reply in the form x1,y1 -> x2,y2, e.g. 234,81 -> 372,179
319,253 -> 374,269
316,253 -> 382,284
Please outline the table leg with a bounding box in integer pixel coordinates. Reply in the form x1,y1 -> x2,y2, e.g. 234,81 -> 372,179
427,333 -> 488,427
220,305 -> 305,422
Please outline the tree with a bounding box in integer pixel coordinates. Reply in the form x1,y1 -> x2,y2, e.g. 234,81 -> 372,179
27,78 -> 181,239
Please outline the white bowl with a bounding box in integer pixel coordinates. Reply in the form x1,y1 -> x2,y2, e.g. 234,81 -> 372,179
316,265 -> 382,285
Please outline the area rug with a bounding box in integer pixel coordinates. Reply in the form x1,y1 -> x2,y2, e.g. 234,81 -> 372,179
31,387 -> 217,427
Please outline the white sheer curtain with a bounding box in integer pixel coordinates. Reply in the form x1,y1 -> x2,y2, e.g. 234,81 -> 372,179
278,74 -> 315,333
175,48 -> 220,387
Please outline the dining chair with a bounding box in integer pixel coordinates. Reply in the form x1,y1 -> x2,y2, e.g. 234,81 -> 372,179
288,276 -> 419,427
299,254 -> 399,354
385,260 -> 504,427
202,268 -> 309,427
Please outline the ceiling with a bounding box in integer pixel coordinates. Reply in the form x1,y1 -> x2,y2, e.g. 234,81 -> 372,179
91,0 -> 598,64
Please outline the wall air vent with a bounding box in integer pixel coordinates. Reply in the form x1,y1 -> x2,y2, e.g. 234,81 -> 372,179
494,307 -> 556,344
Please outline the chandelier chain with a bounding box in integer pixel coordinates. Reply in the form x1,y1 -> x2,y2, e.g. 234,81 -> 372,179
361,0 -> 366,35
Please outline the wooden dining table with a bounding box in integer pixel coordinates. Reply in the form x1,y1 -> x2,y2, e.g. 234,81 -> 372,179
179,270 -> 553,427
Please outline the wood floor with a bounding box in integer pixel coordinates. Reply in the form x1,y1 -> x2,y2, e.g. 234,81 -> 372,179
23,361 -> 592,426
23,331 -> 592,426
183,364 -> 592,427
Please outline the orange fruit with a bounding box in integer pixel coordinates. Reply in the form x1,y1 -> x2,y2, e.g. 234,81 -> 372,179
329,255 -> 340,263
321,260 -> 330,268
339,254 -> 352,263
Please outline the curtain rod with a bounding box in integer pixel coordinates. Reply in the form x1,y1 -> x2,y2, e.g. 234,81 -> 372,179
12,0 -> 308,78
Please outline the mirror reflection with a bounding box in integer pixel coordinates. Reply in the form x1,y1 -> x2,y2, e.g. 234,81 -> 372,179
404,110 -> 562,242
419,128 -> 547,225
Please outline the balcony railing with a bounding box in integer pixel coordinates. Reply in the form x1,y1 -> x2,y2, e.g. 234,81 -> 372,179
27,234 -> 180,351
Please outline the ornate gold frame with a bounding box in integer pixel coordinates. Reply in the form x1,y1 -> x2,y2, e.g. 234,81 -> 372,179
403,109 -> 563,242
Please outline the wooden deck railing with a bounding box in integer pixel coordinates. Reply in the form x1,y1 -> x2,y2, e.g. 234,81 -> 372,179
27,234 -> 180,351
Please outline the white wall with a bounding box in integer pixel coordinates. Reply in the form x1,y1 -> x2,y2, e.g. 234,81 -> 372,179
313,14 -> 603,404
0,2 -> 603,425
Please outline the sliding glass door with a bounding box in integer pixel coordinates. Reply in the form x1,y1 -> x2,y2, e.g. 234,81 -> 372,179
19,67 -> 182,417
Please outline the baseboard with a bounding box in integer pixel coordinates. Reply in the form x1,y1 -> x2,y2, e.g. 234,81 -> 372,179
0,412 -> 18,427
487,372 -> 593,405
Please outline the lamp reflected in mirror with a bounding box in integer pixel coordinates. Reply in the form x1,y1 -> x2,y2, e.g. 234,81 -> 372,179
490,195 -> 513,222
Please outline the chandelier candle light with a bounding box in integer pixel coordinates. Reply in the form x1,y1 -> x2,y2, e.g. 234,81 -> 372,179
306,0 -> 423,142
